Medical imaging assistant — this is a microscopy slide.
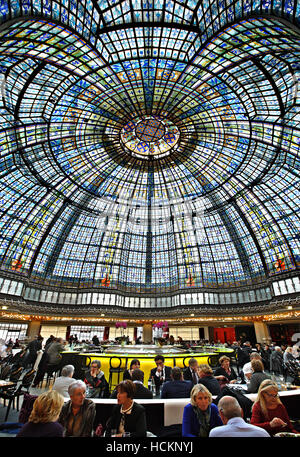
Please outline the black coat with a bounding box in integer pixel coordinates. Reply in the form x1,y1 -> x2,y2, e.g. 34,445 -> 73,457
26,339 -> 42,365
150,366 -> 172,383
132,383 -> 153,399
270,351 -> 284,374
123,370 -> 133,381
237,346 -> 252,366
161,380 -> 193,399
105,402 -> 147,437
183,367 -> 199,385
150,365 -> 172,393
198,375 -> 221,396
214,366 -> 237,382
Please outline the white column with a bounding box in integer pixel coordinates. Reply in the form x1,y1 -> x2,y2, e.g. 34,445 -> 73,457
203,326 -> 210,340
143,324 -> 153,343
26,320 -> 41,341
254,321 -> 271,344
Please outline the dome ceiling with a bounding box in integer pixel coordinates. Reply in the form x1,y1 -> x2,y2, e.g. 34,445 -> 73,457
0,1 -> 299,308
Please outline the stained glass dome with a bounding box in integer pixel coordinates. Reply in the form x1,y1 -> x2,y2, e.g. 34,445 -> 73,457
0,1 -> 299,313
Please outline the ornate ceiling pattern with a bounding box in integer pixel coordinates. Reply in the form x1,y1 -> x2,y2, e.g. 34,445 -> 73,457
0,1 -> 299,310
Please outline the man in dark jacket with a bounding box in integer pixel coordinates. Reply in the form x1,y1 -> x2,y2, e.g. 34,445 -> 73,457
183,358 -> 200,385
161,367 -> 193,399
237,342 -> 253,368
132,369 -> 153,399
149,355 -> 172,396
26,335 -> 43,368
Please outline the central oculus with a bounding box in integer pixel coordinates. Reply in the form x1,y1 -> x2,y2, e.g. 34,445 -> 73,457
120,115 -> 180,159
135,117 -> 165,142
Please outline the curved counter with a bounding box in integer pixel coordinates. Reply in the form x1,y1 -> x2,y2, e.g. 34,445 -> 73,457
61,348 -> 221,388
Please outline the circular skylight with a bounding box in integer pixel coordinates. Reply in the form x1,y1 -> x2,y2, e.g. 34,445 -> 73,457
121,116 -> 180,159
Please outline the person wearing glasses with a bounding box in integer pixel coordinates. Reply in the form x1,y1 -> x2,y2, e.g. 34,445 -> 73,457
84,359 -> 109,398
250,379 -> 298,435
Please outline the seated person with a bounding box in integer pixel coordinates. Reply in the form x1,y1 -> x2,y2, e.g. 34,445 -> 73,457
58,380 -> 96,437
247,359 -> 271,394
52,364 -> 76,398
209,396 -> 270,437
183,358 -> 200,385
243,352 -> 262,384
84,359 -> 109,398
131,369 -> 153,399
149,355 -> 172,396
46,337 -> 66,368
214,356 -> 237,388
123,359 -> 141,380
106,380 -> 147,437
197,364 -> 221,396
161,366 -> 193,399
250,379 -> 298,436
17,390 -> 64,437
182,383 -> 223,437
11,345 -> 28,370
111,368 -> 153,399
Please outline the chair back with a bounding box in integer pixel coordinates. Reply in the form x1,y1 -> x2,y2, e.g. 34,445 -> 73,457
18,393 -> 38,423
109,356 -> 122,370
21,369 -> 36,388
0,364 -> 12,380
1,354 -> 13,364
207,354 -> 219,368
9,367 -> 23,383
182,356 -> 192,368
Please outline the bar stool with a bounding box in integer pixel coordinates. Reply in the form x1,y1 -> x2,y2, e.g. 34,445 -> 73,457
208,354 -> 219,368
108,357 -> 125,392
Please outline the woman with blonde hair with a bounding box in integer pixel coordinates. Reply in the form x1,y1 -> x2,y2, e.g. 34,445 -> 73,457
17,390 -> 65,437
182,383 -> 222,437
250,379 -> 297,435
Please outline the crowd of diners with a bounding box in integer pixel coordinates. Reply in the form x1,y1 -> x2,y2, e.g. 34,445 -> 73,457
1,335 -> 299,438
12,346 -> 300,438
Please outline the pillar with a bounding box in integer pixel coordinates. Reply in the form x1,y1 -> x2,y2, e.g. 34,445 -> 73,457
143,323 -> 153,343
202,326 -> 210,341
103,327 -> 110,341
26,320 -> 41,341
254,321 -> 271,344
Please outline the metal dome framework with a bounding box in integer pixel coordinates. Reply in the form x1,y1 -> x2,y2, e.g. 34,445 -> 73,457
0,1 -> 299,314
